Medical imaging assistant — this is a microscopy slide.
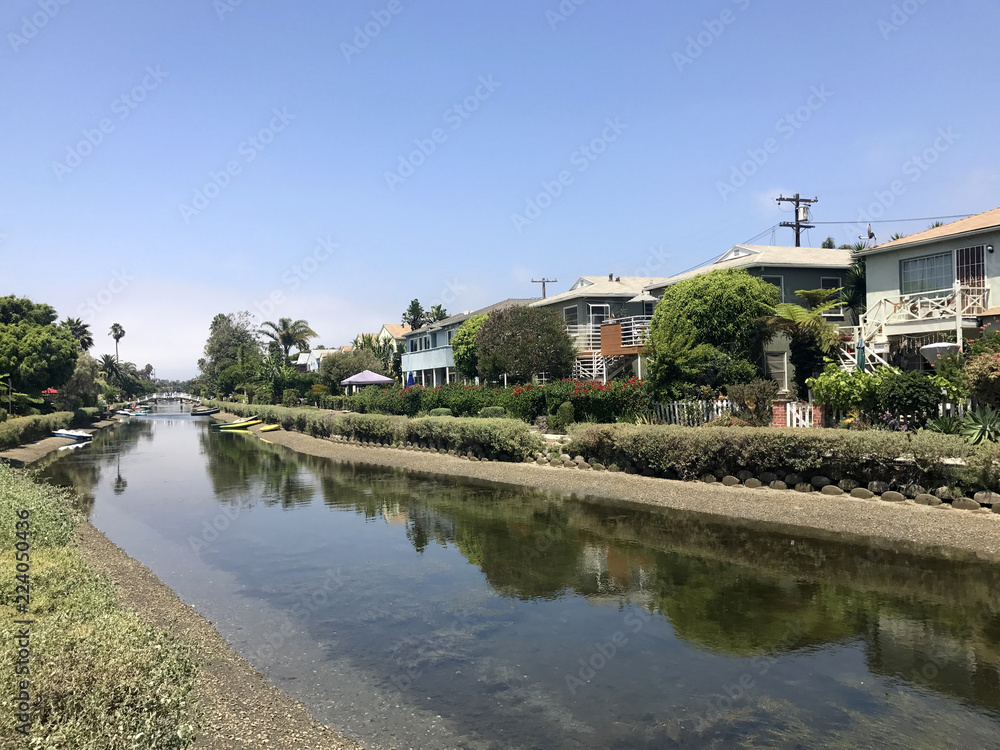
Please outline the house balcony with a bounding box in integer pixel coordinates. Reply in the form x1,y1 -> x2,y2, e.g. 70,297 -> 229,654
600,315 -> 652,355
862,285 -> 988,342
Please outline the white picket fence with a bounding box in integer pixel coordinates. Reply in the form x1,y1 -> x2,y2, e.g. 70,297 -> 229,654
651,398 -> 735,426
786,401 -> 814,428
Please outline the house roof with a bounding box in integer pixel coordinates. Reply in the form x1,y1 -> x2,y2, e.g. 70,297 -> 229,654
859,207 -> 1000,256
295,352 -> 310,365
531,276 -> 672,307
404,298 -> 538,336
643,245 -> 853,291
380,323 -> 411,339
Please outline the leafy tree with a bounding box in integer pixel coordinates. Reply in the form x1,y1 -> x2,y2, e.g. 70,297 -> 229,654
842,261 -> 867,320
646,314 -> 719,399
353,334 -> 395,374
767,288 -> 843,398
319,349 -> 387,395
198,312 -> 261,394
62,317 -> 94,351
427,304 -> 449,322
259,317 -> 317,357
55,353 -> 100,410
651,269 -> 777,361
821,237 -> 836,249
109,322 -> 125,359
452,314 -> 487,381
0,296 -> 78,408
890,231 -> 908,241
476,307 -> 575,384
402,299 -> 425,330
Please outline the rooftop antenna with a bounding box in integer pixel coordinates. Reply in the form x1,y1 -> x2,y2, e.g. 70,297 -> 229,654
532,278 -> 557,299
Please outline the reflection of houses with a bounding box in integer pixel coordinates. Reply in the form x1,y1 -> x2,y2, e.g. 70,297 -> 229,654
401,299 -> 536,387
531,275 -> 669,381
855,208 -> 1000,370
645,245 -> 854,388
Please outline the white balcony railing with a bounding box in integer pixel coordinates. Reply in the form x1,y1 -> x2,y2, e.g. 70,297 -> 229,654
566,323 -> 601,352
882,285 -> 988,326
612,315 -> 652,349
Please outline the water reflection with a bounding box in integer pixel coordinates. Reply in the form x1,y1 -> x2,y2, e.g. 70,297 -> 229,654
37,418 -> 1000,748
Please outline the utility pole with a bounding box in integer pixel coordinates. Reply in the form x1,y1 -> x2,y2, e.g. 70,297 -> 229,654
532,278 -> 557,299
776,193 -> 818,247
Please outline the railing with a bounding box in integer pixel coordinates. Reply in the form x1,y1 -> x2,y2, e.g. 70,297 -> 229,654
786,401 -> 814,428
651,399 -> 734,426
566,324 -> 601,352
610,315 -> 652,348
880,285 -> 988,326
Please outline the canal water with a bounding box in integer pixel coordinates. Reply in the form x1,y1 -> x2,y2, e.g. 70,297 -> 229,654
36,409 -> 1000,749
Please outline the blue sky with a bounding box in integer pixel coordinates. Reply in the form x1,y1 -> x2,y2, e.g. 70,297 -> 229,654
3,0 -> 998,378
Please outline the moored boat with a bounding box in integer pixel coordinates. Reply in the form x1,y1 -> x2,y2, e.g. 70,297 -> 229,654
190,407 -> 220,416
259,424 -> 280,432
52,429 -> 93,442
211,417 -> 261,430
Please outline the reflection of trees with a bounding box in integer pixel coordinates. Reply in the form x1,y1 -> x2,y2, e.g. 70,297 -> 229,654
198,430 -> 315,508
35,419 -> 154,515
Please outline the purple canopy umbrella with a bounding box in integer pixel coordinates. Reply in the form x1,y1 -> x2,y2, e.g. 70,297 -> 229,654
340,369 -> 395,395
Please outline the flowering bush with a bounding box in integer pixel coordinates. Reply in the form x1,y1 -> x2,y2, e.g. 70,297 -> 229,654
965,352 -> 1000,408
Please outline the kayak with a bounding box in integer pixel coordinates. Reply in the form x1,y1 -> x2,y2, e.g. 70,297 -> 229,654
216,419 -> 262,430
259,424 -> 280,433
190,407 -> 220,416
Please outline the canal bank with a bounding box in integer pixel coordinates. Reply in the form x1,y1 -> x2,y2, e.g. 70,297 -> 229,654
0,418 -> 117,467
223,415 -> 1000,564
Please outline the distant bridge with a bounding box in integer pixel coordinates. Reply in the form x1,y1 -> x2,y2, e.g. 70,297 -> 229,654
137,392 -> 199,404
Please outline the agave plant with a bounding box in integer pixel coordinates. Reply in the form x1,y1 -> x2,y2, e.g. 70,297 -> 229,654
961,406 -> 1000,444
925,415 -> 964,435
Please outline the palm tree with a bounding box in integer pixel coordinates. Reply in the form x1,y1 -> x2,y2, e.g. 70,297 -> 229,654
259,318 -> 317,357
766,288 -> 844,398
353,334 -> 395,373
63,317 -> 94,351
402,299 -> 425,329
427,304 -> 449,322
890,231 -> 908,241
841,261 -> 867,320
109,323 -> 125,359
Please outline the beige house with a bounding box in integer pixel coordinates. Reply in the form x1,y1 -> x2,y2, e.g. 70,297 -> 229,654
856,208 -> 1000,369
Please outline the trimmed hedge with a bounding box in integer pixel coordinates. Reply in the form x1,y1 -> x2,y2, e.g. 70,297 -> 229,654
567,423 -> 993,490
207,401 -> 544,461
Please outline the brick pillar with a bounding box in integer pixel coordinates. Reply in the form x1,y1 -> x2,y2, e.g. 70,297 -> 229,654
772,399 -> 790,427
811,403 -> 824,428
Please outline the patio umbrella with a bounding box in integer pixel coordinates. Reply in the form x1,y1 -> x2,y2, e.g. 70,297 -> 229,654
406,372 -> 415,387
856,337 -> 865,371
42,388 -> 58,394
341,369 -> 395,395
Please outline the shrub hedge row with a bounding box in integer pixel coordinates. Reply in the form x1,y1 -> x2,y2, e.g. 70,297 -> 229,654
314,379 -> 651,424
207,401 -> 545,461
567,423 -> 1000,491
0,408 -> 104,452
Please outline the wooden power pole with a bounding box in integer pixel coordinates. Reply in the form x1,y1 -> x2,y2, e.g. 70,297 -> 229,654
532,278 -> 557,299
776,193 -> 818,247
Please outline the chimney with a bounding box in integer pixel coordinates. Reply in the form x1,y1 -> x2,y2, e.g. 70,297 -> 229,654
608,273 -> 614,281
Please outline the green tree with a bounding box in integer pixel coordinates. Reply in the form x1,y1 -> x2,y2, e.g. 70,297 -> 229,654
842,260 -> 867,320
402,299 -> 425,330
55,352 -> 101,410
0,297 -> 78,409
258,317 -> 317,357
198,312 -> 261,395
451,314 -> 487,381
427,304 -> 449,322
821,237 -> 836,249
109,322 -> 125,359
62,317 -> 94,351
353,334 -> 395,374
651,269 -> 778,360
319,349 -> 387,395
767,288 -> 843,398
476,307 -> 575,384
646,314 -> 718,399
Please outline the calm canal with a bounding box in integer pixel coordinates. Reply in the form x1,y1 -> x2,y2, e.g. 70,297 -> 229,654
36,409 -> 1000,749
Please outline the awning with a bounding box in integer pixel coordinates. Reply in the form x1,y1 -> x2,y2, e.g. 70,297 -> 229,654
340,370 -> 394,386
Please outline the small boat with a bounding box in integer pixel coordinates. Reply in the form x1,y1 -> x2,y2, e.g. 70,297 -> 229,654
259,424 -> 280,433
190,407 -> 220,416
213,417 -> 262,430
52,429 -> 93,442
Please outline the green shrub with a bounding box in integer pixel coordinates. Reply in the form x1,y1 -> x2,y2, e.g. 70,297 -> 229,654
567,423 -> 976,488
0,408 -> 7,423
726,379 -> 779,427
0,412 -> 75,451
965,352 -> 1000,408
478,406 -> 507,418
550,401 -> 575,433
429,408 -> 453,417
282,388 -> 300,407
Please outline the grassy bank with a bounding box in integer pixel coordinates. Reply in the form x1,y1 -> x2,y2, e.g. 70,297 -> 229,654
0,408 -> 104,452
208,400 -> 544,461
0,463 -> 196,747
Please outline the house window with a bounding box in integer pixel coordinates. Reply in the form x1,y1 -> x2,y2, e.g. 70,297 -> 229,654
901,252 -> 952,296
408,339 -> 417,353
431,332 -> 438,348
448,330 -> 454,343
643,301 -> 655,317
588,304 -> 610,326
761,275 -> 784,302
563,306 -> 578,326
820,276 -> 843,317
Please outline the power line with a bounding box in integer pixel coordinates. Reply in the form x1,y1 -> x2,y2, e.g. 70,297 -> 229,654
776,193 -> 818,247
809,214 -> 969,225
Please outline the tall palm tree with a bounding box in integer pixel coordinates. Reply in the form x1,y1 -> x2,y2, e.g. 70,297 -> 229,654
97,354 -> 122,393
353,334 -> 394,373
402,299 -> 425,329
109,323 -> 125,359
427,304 -> 449,322
63,317 -> 94,351
259,318 -> 317,357
841,261 -> 867,320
